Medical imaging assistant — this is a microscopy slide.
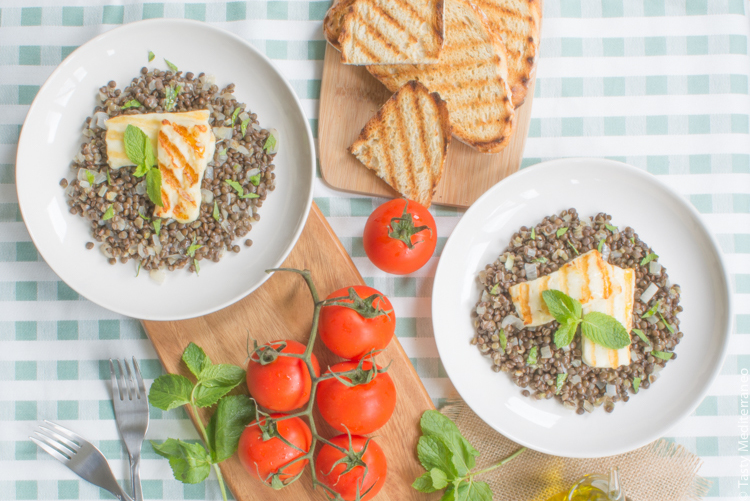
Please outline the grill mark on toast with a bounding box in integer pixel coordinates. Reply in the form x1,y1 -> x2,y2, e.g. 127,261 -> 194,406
378,112 -> 396,188
352,20 -> 405,61
388,0 -> 430,35
394,87 -> 418,200
414,89 -> 431,186
368,2 -> 419,47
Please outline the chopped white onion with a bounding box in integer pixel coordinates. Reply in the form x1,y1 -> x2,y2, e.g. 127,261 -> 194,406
631,351 -> 640,362
93,171 -> 107,184
571,359 -> 582,367
200,74 -> 216,88
239,111 -> 249,122
524,263 -> 538,281
152,235 -> 162,254
570,375 -> 582,384
74,151 -> 85,163
508,337 -> 519,347
97,185 -> 108,197
580,216 -> 592,227
150,268 -> 166,285
649,261 -> 662,275
649,373 -> 660,384
563,401 -> 577,411
174,232 -> 185,242
652,364 -> 664,374
606,384 -> 618,397
583,401 -> 594,413
600,242 -> 611,261
135,181 -> 147,195
501,315 -> 524,330
204,166 -> 214,180
646,315 -> 659,325
106,191 -> 117,201
77,168 -> 88,181
475,305 -> 487,316
595,381 -> 607,390
610,250 -> 622,259
93,111 -> 109,129
540,346 -> 552,359
246,168 -> 260,180
640,283 -> 659,303
79,181 -> 90,189
481,290 -> 490,302
212,127 -> 234,140
505,254 -> 514,271
100,243 -> 113,258
201,189 -> 214,204
562,344 -> 571,353
148,80 -> 157,92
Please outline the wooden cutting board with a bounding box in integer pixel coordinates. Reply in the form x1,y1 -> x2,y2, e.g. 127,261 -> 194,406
142,203 -> 438,501
318,44 -> 536,208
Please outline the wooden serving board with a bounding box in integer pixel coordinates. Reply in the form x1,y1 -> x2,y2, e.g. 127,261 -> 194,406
318,44 -> 536,208
142,204 -> 438,501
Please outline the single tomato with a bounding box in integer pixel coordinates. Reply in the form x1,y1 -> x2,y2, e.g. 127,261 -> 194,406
246,339 -> 320,412
317,360 -> 397,434
363,198 -> 437,275
319,286 -> 395,360
238,414 -> 312,486
316,435 -> 387,501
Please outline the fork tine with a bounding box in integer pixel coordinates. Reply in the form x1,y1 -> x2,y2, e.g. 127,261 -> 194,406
124,358 -> 136,400
116,359 -> 131,400
110,359 -> 122,401
133,357 -> 146,399
31,436 -> 71,462
43,420 -> 85,443
32,434 -> 74,460
37,426 -> 79,452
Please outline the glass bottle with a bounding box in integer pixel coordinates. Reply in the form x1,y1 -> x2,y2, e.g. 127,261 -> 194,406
547,468 -> 626,501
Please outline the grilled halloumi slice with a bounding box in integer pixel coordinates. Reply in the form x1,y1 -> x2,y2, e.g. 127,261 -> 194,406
104,111 -> 212,169
508,250 -> 635,368
154,119 -> 216,223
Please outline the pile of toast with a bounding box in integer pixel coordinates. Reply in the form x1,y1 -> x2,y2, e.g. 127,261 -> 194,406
324,0 -> 542,206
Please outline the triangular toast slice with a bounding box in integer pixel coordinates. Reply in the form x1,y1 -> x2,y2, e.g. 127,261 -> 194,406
367,0 -> 515,153
324,0 -> 356,52
349,81 -> 451,207
338,0 -> 445,65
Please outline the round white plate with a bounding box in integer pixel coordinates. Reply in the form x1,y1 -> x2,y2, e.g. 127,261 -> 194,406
433,158 -> 732,458
16,19 -> 315,321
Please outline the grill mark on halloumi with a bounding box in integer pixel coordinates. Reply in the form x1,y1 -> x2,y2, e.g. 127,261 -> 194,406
158,128 -> 199,189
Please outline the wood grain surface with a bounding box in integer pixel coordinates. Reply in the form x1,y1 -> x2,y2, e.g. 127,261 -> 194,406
142,203 -> 438,501
318,43 -> 536,208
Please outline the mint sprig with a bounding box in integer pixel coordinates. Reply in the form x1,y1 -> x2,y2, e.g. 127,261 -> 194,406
542,290 -> 630,350
224,179 -> 259,199
123,125 -> 162,206
412,411 -> 524,499
149,343 -> 255,497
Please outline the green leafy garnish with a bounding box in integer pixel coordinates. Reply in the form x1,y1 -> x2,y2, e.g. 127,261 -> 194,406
598,238 -> 605,253
164,58 -> 179,73
631,328 -> 651,347
568,241 -> 579,255
218,147 -> 228,156
489,284 -> 500,295
136,260 -> 141,277
146,167 -> 163,207
213,201 -> 220,222
498,330 -> 507,351
121,99 -> 142,110
123,125 -> 161,205
642,301 -> 661,319
230,107 -> 241,125
240,118 -> 250,137
412,410 -> 524,499
194,259 -> 200,276
640,253 -> 659,266
652,350 -> 673,360
224,180 -> 259,199
164,84 -> 182,112
148,51 -> 155,62
555,373 -> 567,395
249,173 -> 261,186
106,168 -> 111,185
580,312 -> 630,350
85,170 -> 95,186
186,238 -> 202,258
102,205 -> 114,221
532,256 -> 548,263
530,228 -> 536,240
630,236 -> 635,244
263,132 -> 277,152
556,227 -> 568,237
149,343 -> 255,490
658,312 -> 675,333
632,377 -> 641,393
526,346 -> 538,366
138,210 -> 151,222
153,219 -> 161,236
605,223 -> 618,233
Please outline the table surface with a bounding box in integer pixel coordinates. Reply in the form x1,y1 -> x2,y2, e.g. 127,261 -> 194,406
0,1 -> 748,500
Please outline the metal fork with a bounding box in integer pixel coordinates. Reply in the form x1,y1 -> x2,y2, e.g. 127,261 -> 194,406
110,358 -> 149,501
30,421 -> 133,501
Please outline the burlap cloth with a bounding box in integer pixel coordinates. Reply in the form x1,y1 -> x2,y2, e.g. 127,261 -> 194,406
443,400 -> 711,501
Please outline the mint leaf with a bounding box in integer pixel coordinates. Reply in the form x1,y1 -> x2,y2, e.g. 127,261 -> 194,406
230,107 -> 241,125
632,328 -> 651,347
213,201 -> 220,222
199,364 -> 245,388
164,84 -> 182,111
605,223 -> 618,232
556,227 -> 568,237
182,342 -> 211,378
164,58 -> 179,73
263,132 -> 277,152
555,373 -> 567,395
249,173 -> 261,186
102,205 -> 114,221
148,374 -> 193,411
420,410 -> 478,476
489,284 -> 500,295
498,329 -> 507,351
440,486 -> 456,501
633,377 -> 641,393
124,125 -> 147,166
652,350 -> 673,360
541,290 -> 582,324
224,179 -> 259,199
106,168 -> 111,185
241,118 -> 250,137
430,468 -> 449,490
598,238 -> 605,253
553,321 -> 577,348
153,219 -> 161,236
186,240 -> 202,258
133,163 -> 149,177
640,253 -> 658,266
148,51 -> 155,62
642,300 -> 660,319
146,167 -> 163,207
526,346 -> 538,366
121,99 -> 142,110
144,136 -> 156,169
85,170 -> 95,186
567,241 -> 579,255
151,438 -> 211,484
530,228 -> 536,240
208,395 -> 256,463
456,481 -> 492,501
194,259 -> 200,276
658,312 -> 675,333
532,256 -> 548,264
580,312 -> 630,350
413,472 -> 438,493
417,435 -> 458,479
194,385 -> 233,408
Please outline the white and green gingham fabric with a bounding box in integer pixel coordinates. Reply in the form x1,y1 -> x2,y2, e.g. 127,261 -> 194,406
1,1 -> 748,499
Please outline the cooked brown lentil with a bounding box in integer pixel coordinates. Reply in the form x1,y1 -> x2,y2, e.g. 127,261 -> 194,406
61,68 -> 276,275
472,209 -> 682,414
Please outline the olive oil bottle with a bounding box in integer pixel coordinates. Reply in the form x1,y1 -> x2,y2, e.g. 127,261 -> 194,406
547,469 -> 625,501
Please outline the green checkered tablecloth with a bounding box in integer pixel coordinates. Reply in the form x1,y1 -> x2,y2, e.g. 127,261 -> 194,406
1,1 -> 748,499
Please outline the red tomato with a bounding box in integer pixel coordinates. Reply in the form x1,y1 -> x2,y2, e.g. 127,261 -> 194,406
317,360 -> 397,435
319,286 -> 396,360
363,198 -> 437,275
246,339 -> 320,412
238,414 -> 312,486
316,435 -> 387,501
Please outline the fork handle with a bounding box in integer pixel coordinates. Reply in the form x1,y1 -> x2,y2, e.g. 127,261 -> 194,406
129,454 -> 143,501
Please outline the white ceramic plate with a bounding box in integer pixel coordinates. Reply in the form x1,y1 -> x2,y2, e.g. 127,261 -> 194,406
16,19 -> 315,321
433,158 -> 731,458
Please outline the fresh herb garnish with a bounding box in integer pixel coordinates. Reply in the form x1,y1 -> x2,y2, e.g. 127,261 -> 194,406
102,205 -> 114,221
146,168 -> 163,207
489,283 -> 500,295
642,301 -> 660,319
121,99 -> 142,110
123,125 -> 161,206
498,329 -> 507,351
631,328 -> 651,347
149,343 -> 254,495
230,107 -> 241,125
153,219 -> 161,236
542,290 -> 630,350
530,228 -> 536,240
567,241 -> 579,255
213,201 -> 221,222
240,118 -> 250,137
605,223 -> 618,233
138,210 -> 151,222
555,373 -> 567,395
194,259 -> 200,276
263,132 -> 277,152
135,260 -> 142,277
218,147 -> 228,156
658,312 -> 675,333
249,172 -> 261,186
85,170 -> 95,186
164,58 -> 179,73
652,350 -> 673,360
630,236 -> 635,244
532,256 -> 548,264
224,179 -> 259,199
186,238 -> 202,258
526,346 -> 538,366
164,84 -> 182,112
640,253 -> 659,266
556,227 -> 568,237
148,51 -> 155,62
106,168 -> 112,185
412,410 -> 524,499
597,238 -> 605,253
632,377 -> 641,393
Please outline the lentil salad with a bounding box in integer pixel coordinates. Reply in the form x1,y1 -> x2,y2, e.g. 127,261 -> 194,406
61,66 -> 276,279
472,209 -> 682,414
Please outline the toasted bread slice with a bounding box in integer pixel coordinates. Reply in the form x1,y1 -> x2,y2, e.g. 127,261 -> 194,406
367,0 -> 515,153
324,0 -> 356,51
338,0 -> 444,65
349,81 -> 451,207
472,0 -> 541,107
